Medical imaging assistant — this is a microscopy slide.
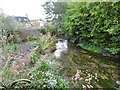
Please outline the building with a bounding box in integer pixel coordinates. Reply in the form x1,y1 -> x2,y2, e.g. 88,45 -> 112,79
14,16 -> 32,28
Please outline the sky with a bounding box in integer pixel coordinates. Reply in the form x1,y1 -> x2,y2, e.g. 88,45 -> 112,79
0,0 -> 49,20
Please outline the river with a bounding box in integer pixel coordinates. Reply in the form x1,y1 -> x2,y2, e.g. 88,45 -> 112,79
58,42 -> 120,88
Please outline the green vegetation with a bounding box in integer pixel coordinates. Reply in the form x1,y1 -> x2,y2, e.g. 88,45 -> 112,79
31,51 -> 38,63
3,43 -> 20,53
33,35 -> 56,55
39,28 -> 47,35
60,2 -> 120,55
0,34 -> 69,89
31,60 -> 69,89
0,56 -> 69,89
42,2 -> 67,32
43,2 -> 120,56
0,1 -> 119,89
0,14 -> 21,46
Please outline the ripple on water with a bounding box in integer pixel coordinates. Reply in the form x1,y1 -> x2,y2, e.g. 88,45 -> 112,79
54,39 -> 68,58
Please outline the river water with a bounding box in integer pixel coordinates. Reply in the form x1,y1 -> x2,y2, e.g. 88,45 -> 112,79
57,42 -> 120,88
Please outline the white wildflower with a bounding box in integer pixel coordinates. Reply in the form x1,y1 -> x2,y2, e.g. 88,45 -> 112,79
82,84 -> 86,88
43,85 -> 46,87
89,85 -> 93,88
48,80 -> 57,87
88,74 -> 90,78
95,73 -> 97,78
72,77 -> 74,80
45,71 -> 52,76
88,77 -> 92,82
87,84 -> 90,88
85,79 -> 89,82
79,77 -> 83,80
97,79 -> 99,81
47,61 -> 52,64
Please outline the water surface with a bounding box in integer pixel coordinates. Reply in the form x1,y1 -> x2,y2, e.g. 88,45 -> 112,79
59,43 -> 120,88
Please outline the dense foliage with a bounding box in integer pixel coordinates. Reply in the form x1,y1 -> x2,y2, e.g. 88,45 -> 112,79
61,2 -> 120,55
0,14 -> 21,46
42,2 -> 67,21
42,1 -> 67,34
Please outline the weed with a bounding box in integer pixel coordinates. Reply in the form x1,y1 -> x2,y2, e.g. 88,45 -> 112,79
39,28 -> 46,35
3,43 -> 19,53
31,51 -> 38,64
12,44 -> 19,51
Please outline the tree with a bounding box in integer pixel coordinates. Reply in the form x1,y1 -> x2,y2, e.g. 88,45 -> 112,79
42,1 -> 67,21
42,1 -> 67,33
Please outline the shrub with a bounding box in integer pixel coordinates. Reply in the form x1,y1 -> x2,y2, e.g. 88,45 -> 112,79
39,28 -> 46,35
61,2 -> 120,55
33,35 -> 56,55
0,15 -> 20,44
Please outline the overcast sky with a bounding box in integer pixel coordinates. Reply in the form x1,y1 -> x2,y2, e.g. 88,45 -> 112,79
0,0 -> 49,20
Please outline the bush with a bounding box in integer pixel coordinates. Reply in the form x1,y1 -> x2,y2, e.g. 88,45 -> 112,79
33,35 -> 56,55
61,2 -> 120,55
46,22 -> 57,36
0,15 -> 21,44
39,28 -> 46,35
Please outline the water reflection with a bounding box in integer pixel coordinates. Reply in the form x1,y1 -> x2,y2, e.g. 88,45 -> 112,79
54,39 -> 68,58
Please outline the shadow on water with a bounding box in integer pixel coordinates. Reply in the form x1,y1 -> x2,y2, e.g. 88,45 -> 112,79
59,43 -> 120,88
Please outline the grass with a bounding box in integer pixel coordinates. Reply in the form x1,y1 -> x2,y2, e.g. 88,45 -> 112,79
81,44 -> 101,53
3,43 -> 20,53
79,43 -> 120,55
97,77 -> 113,88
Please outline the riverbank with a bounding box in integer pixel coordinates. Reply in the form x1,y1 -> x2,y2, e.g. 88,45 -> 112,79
59,43 -> 120,88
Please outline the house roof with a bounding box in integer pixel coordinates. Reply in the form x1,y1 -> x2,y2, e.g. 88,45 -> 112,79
14,16 -> 30,23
